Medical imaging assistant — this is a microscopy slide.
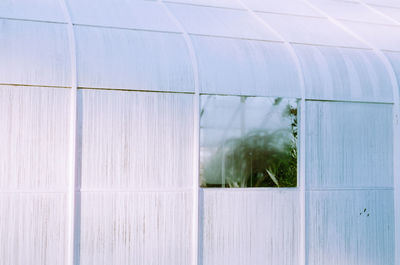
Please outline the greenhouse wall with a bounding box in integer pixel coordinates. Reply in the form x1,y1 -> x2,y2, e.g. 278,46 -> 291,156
0,0 -> 400,265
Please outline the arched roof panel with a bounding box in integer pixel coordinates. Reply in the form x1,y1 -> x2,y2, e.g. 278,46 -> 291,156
0,19 -> 71,87
75,26 -> 195,92
385,51 -> 400,93
66,0 -> 180,32
191,35 -> 301,97
294,44 -> 393,102
241,0 -> 322,17
363,0 -> 400,9
162,0 -> 244,10
372,5 -> 400,21
0,0 -> 66,23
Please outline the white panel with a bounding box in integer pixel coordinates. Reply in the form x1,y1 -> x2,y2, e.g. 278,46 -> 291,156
66,0 -> 179,32
374,5 -> 400,21
80,191 -> 192,265
0,19 -> 71,87
192,35 -> 301,97
306,101 -> 393,188
0,86 -> 70,191
243,0 -> 322,17
294,44 -> 393,102
364,0 -> 400,9
201,189 -> 299,265
257,13 -> 368,48
307,190 -> 395,265
0,193 -> 67,265
79,90 -> 194,189
308,0 -> 395,24
165,3 -> 281,41
343,21 -> 400,52
0,0 -> 66,22
164,0 -> 244,9
75,26 -> 194,91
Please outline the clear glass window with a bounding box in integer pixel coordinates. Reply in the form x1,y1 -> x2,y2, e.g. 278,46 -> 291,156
200,95 -> 298,188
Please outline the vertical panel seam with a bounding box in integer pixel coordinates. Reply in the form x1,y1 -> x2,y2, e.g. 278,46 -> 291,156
57,1 -> 79,265
156,1 -> 201,265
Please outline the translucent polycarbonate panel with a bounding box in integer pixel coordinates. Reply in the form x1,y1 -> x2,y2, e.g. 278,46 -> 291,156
306,101 -> 393,189
293,44 -> 393,102
0,19 -> 71,87
192,35 -> 301,97
257,13 -> 367,48
242,0 -> 322,17
200,95 -> 298,188
201,189 -> 299,265
342,21 -> 400,52
75,26 -> 194,91
165,3 -> 280,41
164,0 -> 244,9
364,0 -> 400,9
66,0 -> 180,32
374,5 -> 400,21
80,191 -> 192,265
0,0 -> 66,22
308,0 -> 395,24
79,90 -> 194,189
307,190 -> 394,265
0,86 -> 70,191
385,51 -> 400,93
0,193 -> 67,265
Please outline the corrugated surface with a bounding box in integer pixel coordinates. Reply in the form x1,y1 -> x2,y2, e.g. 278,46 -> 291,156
165,2 -> 281,41
201,189 -> 299,265
294,44 -> 393,102
385,51 -> 400,94
307,190 -> 395,265
306,101 -> 393,189
0,85 -> 70,190
0,0 -> 66,22
0,19 -> 71,87
80,191 -> 192,265
79,90 -> 194,189
243,0 -> 321,16
66,0 -> 180,32
0,193 -> 67,265
192,35 -> 301,97
75,26 -> 194,91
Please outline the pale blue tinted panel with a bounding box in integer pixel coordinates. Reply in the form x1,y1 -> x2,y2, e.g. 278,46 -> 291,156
164,0 -> 244,9
306,101 -> 393,188
192,35 -> 301,97
0,0 -> 66,22
66,0 -> 180,32
243,0 -> 322,17
79,90 -> 194,189
202,189 -> 299,265
165,3 -> 280,41
307,190 -> 394,265
0,19 -> 71,87
294,44 -> 393,102
385,51 -> 400,95
75,26 -> 194,91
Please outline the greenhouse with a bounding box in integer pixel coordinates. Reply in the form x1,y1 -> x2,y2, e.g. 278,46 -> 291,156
0,0 -> 400,264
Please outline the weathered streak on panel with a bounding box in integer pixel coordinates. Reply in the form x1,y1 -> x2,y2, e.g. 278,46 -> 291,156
0,85 -> 70,190
0,193 -> 67,265
79,90 -> 194,189
306,101 -> 393,188
307,190 -> 395,265
80,191 -> 192,265
202,189 -> 299,265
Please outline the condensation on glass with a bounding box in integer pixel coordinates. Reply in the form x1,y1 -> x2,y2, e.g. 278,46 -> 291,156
200,95 -> 298,188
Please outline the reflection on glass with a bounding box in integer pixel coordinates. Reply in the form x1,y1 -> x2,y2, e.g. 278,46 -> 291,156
200,95 -> 298,188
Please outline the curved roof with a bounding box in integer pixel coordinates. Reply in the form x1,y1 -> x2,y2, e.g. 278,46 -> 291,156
1,0 -> 400,103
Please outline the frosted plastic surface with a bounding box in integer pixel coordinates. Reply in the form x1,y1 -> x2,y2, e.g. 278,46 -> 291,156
258,13 -> 367,48
80,191 -> 192,265
294,44 -> 393,102
66,0 -> 179,32
0,193 -> 67,265
0,0 -> 66,22
75,26 -> 194,91
0,19 -> 71,87
79,90 -> 194,189
306,101 -> 393,189
374,5 -> 400,21
165,2 -> 280,41
385,51 -> 400,94
307,190 -> 394,265
0,86 -> 70,191
364,0 -> 400,9
201,189 -> 299,265
192,35 -> 301,97
164,0 -> 244,9
343,21 -> 400,51
243,0 -> 322,17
